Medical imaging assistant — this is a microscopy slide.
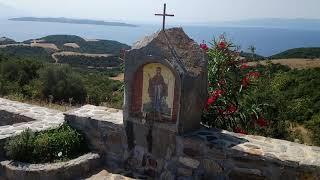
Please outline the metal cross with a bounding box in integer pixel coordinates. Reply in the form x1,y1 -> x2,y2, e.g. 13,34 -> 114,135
155,3 -> 174,31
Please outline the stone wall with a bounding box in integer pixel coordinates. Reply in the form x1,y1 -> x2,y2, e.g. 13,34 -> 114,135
66,105 -> 320,180
64,105 -> 127,168
0,153 -> 101,180
170,129 -> 320,179
0,99 -> 319,179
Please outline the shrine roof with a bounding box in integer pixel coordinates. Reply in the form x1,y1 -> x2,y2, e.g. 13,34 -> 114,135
131,27 -> 207,76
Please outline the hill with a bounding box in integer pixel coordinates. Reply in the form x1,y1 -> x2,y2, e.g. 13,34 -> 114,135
54,54 -> 122,69
0,46 -> 53,62
240,51 -> 265,61
9,17 -> 138,27
0,37 -> 16,45
270,48 -> 320,59
24,35 -> 131,54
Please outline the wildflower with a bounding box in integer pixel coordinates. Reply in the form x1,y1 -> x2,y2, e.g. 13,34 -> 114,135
234,127 -> 247,135
200,43 -> 209,52
58,152 -> 62,157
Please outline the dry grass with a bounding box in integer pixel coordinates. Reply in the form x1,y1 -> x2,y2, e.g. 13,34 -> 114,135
289,123 -> 313,146
63,43 -> 80,49
3,96 -> 79,112
248,58 -> 320,69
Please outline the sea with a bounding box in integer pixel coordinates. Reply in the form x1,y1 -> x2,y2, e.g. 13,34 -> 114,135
1,19 -> 320,56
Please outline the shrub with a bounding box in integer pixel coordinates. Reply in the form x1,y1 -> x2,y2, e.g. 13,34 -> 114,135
4,129 -> 35,163
305,113 -> 320,146
39,65 -> 87,104
4,124 -> 88,163
201,36 -> 267,134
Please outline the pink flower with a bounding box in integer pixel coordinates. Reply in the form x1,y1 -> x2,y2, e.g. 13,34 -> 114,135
247,71 -> 260,79
218,41 -> 226,49
207,96 -> 217,105
256,117 -> 268,127
218,79 -> 226,86
225,104 -> 237,115
212,89 -> 224,96
200,43 -> 209,52
241,76 -> 250,88
240,64 -> 250,70
205,89 -> 224,111
205,96 -> 217,110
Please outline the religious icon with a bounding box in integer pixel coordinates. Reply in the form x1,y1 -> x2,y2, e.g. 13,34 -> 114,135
142,63 -> 175,122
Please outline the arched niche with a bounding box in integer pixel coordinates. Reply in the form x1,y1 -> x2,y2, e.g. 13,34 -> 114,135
131,62 -> 180,123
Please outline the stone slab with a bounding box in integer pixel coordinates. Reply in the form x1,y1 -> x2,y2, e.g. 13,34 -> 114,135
0,98 -> 64,141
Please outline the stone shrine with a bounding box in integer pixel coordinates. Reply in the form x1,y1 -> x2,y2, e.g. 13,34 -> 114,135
124,27 -> 207,133
123,27 -> 208,175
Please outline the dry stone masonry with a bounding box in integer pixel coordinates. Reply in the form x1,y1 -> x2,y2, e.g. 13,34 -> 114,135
65,104 -> 320,179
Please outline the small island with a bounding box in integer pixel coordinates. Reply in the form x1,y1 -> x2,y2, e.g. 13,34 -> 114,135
9,17 -> 138,27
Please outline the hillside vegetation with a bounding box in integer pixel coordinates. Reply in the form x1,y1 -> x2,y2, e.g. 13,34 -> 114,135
0,51 -> 123,109
270,48 -> 320,59
242,47 -> 320,61
240,51 -> 266,61
246,64 -> 320,145
24,35 -> 131,54
0,37 -> 16,45
56,55 -> 122,68
0,46 -> 53,62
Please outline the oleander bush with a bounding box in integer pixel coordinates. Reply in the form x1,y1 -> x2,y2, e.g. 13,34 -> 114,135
201,36 -> 320,145
4,124 -> 88,163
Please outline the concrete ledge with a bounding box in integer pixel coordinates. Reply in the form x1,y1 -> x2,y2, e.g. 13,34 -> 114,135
0,153 -> 102,180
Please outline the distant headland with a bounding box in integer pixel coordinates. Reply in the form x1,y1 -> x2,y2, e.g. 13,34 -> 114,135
8,17 -> 138,27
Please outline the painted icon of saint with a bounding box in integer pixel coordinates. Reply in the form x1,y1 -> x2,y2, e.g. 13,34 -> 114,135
148,67 -> 168,121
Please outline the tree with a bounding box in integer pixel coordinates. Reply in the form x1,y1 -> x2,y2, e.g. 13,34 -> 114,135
39,65 -> 87,104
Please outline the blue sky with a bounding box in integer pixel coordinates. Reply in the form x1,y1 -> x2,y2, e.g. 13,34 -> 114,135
0,0 -> 319,23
